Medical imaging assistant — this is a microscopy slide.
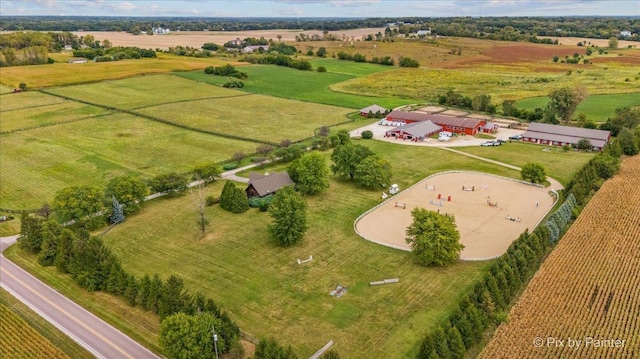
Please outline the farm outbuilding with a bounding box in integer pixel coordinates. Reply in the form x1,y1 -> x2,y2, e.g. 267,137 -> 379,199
360,104 -> 388,117
521,123 -> 611,151
385,120 -> 441,141
385,110 -> 485,135
245,172 -> 294,197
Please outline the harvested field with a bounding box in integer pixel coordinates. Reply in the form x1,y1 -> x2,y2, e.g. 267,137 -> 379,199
355,172 -> 555,260
480,155 -> 640,358
73,28 -> 386,50
540,36 -> 639,48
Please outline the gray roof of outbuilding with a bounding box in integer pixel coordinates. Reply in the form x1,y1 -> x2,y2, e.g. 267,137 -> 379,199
360,104 -> 388,113
386,120 -> 442,137
525,122 -> 610,141
247,172 -> 294,197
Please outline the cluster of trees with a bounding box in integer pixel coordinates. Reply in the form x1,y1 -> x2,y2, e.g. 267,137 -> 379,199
330,142 -> 392,190
520,163 -> 546,184
0,32 -> 52,66
438,91 -> 496,114
220,181 -> 249,213
204,64 -> 247,79
600,107 -> 640,155
223,36 -> 268,49
335,51 -> 395,66
72,46 -> 156,61
241,53 -> 312,71
405,208 -> 463,266
162,45 -> 215,58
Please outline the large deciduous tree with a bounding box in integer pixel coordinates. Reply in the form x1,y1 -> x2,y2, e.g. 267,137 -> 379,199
547,86 -> 588,124
405,208 -> 463,266
520,163 -> 547,184
159,312 -> 225,359
106,175 -> 148,215
53,185 -> 105,228
330,144 -> 374,180
268,186 -> 307,246
149,172 -> 188,196
354,155 -> 392,189
288,151 -> 329,195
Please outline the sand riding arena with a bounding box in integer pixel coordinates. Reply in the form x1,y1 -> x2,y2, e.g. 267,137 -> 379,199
355,172 -> 557,260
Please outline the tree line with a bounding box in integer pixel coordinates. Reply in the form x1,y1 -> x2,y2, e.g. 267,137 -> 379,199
1,16 -> 637,42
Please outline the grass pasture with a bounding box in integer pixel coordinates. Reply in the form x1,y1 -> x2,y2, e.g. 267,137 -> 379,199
0,113 -> 258,209
0,90 -> 67,112
0,52 -> 229,89
137,94 -> 354,143
45,74 -> 247,110
0,84 -> 13,94
516,92 -> 640,121
0,101 -> 109,133
96,145 -> 513,358
176,65 -> 413,109
455,142 -> 595,185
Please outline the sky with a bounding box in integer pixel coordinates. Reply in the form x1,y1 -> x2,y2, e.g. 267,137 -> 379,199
1,0 -> 638,18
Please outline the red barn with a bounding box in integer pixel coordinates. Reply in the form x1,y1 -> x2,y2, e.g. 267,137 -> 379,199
385,110 -> 485,135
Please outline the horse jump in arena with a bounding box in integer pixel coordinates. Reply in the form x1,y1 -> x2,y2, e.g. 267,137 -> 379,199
487,197 -> 499,208
425,184 -> 436,190
429,199 -> 444,207
395,202 -> 406,209
505,215 -> 521,222
462,185 -> 475,191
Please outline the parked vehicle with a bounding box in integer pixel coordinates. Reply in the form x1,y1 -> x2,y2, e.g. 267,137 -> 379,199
509,134 -> 522,140
496,139 -> 507,144
481,141 -> 500,146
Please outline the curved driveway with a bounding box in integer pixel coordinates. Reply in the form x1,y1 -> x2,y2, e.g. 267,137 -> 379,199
1,236 -> 159,359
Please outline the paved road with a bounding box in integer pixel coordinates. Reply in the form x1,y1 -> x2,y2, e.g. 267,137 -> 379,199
0,236 -> 160,359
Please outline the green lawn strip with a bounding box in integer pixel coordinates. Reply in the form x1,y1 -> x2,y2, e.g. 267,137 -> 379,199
2,246 -> 163,355
45,74 -> 246,110
0,84 -> 13,94
453,141 -> 595,185
0,91 -> 67,111
99,145 -> 517,358
0,214 -> 21,236
515,92 -> 640,121
175,66 -> 414,109
0,102 -> 109,133
0,113 -> 257,209
0,288 -> 94,359
308,58 -> 397,77
136,94 -> 355,143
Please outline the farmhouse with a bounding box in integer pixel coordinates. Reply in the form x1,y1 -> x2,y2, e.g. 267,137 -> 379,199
386,110 -> 485,135
245,172 -> 293,198
360,104 -> 388,117
152,27 -> 171,35
522,122 -> 611,150
385,120 -> 441,141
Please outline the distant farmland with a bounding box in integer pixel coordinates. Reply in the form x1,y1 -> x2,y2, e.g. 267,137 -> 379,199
516,92 -> 640,122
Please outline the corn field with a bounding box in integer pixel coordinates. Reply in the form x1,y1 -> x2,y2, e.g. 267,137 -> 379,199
480,155 -> 640,358
0,303 -> 70,359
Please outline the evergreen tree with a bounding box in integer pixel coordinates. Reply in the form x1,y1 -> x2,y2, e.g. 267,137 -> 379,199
148,274 -> 164,314
446,325 -> 466,359
18,212 -> 44,253
124,274 -> 138,306
220,181 -> 248,213
54,228 -> 75,273
137,274 -> 152,311
38,220 -> 63,266
110,195 -> 126,224
159,274 -> 188,319
432,325 -> 451,358
418,333 -> 436,359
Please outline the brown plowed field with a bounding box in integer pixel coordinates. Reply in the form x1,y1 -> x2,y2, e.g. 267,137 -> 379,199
480,155 -> 640,358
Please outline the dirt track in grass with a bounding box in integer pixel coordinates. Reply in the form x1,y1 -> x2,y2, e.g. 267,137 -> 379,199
355,172 -> 556,260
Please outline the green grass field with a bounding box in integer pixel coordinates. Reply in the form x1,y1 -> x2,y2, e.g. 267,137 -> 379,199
454,141 -> 595,185
0,113 -> 258,209
48,143 -> 521,358
176,65 -> 414,109
515,92 -> 640,121
137,94 -> 354,143
0,84 -> 14,94
0,91 -> 67,111
0,101 -> 109,133
308,58 -> 397,77
0,288 -> 94,359
45,74 -> 247,110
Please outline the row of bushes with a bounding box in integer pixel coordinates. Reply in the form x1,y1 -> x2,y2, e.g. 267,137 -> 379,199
241,53 -> 312,71
17,216 -> 242,354
72,46 -> 155,60
417,146 -> 622,358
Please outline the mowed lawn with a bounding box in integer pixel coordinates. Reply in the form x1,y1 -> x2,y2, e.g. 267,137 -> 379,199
0,101 -> 109,133
515,92 -> 640,121
45,74 -> 248,110
0,91 -> 67,111
0,113 -> 257,209
454,141 -> 595,185
138,94 -> 354,143
97,143 -> 520,358
176,64 -> 413,109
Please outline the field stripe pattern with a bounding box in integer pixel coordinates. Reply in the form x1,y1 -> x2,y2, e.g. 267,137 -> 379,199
480,155 -> 640,358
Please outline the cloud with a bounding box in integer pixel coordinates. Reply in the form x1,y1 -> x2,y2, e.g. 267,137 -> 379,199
276,5 -> 304,15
